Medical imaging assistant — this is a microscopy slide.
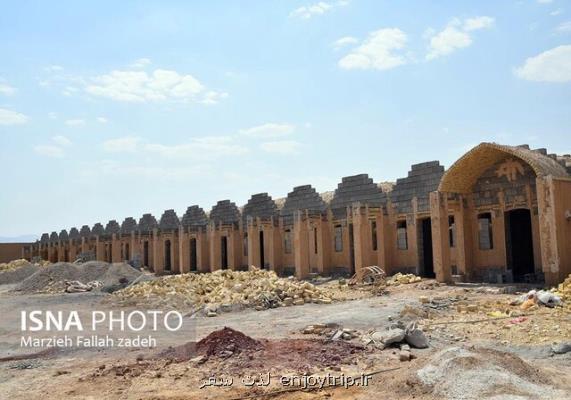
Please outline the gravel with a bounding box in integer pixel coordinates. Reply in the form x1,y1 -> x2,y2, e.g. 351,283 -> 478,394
14,261 -> 143,294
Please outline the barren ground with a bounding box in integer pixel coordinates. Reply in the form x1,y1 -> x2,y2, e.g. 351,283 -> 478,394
0,280 -> 570,399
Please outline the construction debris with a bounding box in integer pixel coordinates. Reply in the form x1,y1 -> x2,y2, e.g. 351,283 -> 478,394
15,262 -> 143,294
386,272 -> 422,286
112,268 -> 334,312
0,259 -> 33,272
510,289 -> 563,309
553,274 -> 571,302
64,280 -> 102,293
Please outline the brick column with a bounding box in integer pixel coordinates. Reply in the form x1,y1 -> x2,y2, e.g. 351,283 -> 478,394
293,211 -> 310,279
352,204 -> 369,281
111,234 -> 121,262
430,191 -> 452,283
247,220 -> 260,268
153,229 -> 163,274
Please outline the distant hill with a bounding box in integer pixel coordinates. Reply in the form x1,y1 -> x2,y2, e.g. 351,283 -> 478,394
0,235 -> 38,243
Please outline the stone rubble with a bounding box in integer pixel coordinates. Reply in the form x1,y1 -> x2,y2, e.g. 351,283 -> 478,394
386,272 -> 422,286
113,267 -> 334,313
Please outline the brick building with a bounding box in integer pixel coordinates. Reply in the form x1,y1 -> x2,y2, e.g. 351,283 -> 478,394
21,143 -> 571,286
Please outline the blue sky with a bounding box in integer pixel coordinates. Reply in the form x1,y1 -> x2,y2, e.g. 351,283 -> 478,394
1,0 -> 570,238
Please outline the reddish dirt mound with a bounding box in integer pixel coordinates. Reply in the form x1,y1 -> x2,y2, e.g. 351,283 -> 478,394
196,327 -> 263,357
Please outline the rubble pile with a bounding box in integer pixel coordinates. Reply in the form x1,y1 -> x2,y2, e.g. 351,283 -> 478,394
0,259 -> 32,272
16,262 -> 142,294
0,259 -> 50,285
386,272 -> 422,286
301,323 -> 360,341
417,347 -> 565,400
302,320 -> 429,362
196,327 -> 263,359
553,274 -> 571,302
112,268 -> 334,313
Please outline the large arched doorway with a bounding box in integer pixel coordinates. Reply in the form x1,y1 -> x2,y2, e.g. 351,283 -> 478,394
505,208 -> 534,282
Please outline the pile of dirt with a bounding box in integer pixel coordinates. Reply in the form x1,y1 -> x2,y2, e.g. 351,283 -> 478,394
0,263 -> 40,285
154,327 -> 366,376
417,346 -> 564,399
196,327 -> 263,357
15,261 -> 142,294
112,268 -> 334,312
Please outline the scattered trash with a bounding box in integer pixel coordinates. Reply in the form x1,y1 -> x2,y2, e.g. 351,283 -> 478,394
511,289 -> 563,309
508,316 -> 528,324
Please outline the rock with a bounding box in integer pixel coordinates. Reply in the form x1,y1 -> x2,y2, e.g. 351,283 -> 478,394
190,355 -> 207,364
341,332 -> 353,340
283,297 -> 294,306
400,344 -> 411,351
419,296 -> 429,304
374,328 -> 405,346
552,342 -> 571,354
293,298 -> 305,306
206,310 -> 217,317
405,326 -> 429,349
399,350 -> 411,361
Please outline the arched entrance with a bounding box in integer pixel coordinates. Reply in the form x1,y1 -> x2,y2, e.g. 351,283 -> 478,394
434,143 -> 569,284
505,208 -> 534,282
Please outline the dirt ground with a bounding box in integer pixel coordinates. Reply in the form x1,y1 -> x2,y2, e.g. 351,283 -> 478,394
0,279 -> 570,400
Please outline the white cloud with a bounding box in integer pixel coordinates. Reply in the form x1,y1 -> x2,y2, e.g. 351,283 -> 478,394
239,123 -> 295,138
556,21 -> 571,33
52,135 -> 72,147
463,16 -> 495,31
97,116 -> 108,123
537,0 -> 553,4
65,119 -> 85,126
130,58 -> 151,68
0,82 -> 16,96
426,16 -> 494,60
260,140 -> 302,155
0,108 -> 28,125
514,45 -> 571,82
338,28 -> 408,70
103,137 -> 141,153
290,1 -> 349,19
84,68 -> 225,104
48,112 -> 57,119
332,36 -> 358,50
200,90 -> 229,105
550,9 -> 563,16
34,145 -> 64,158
